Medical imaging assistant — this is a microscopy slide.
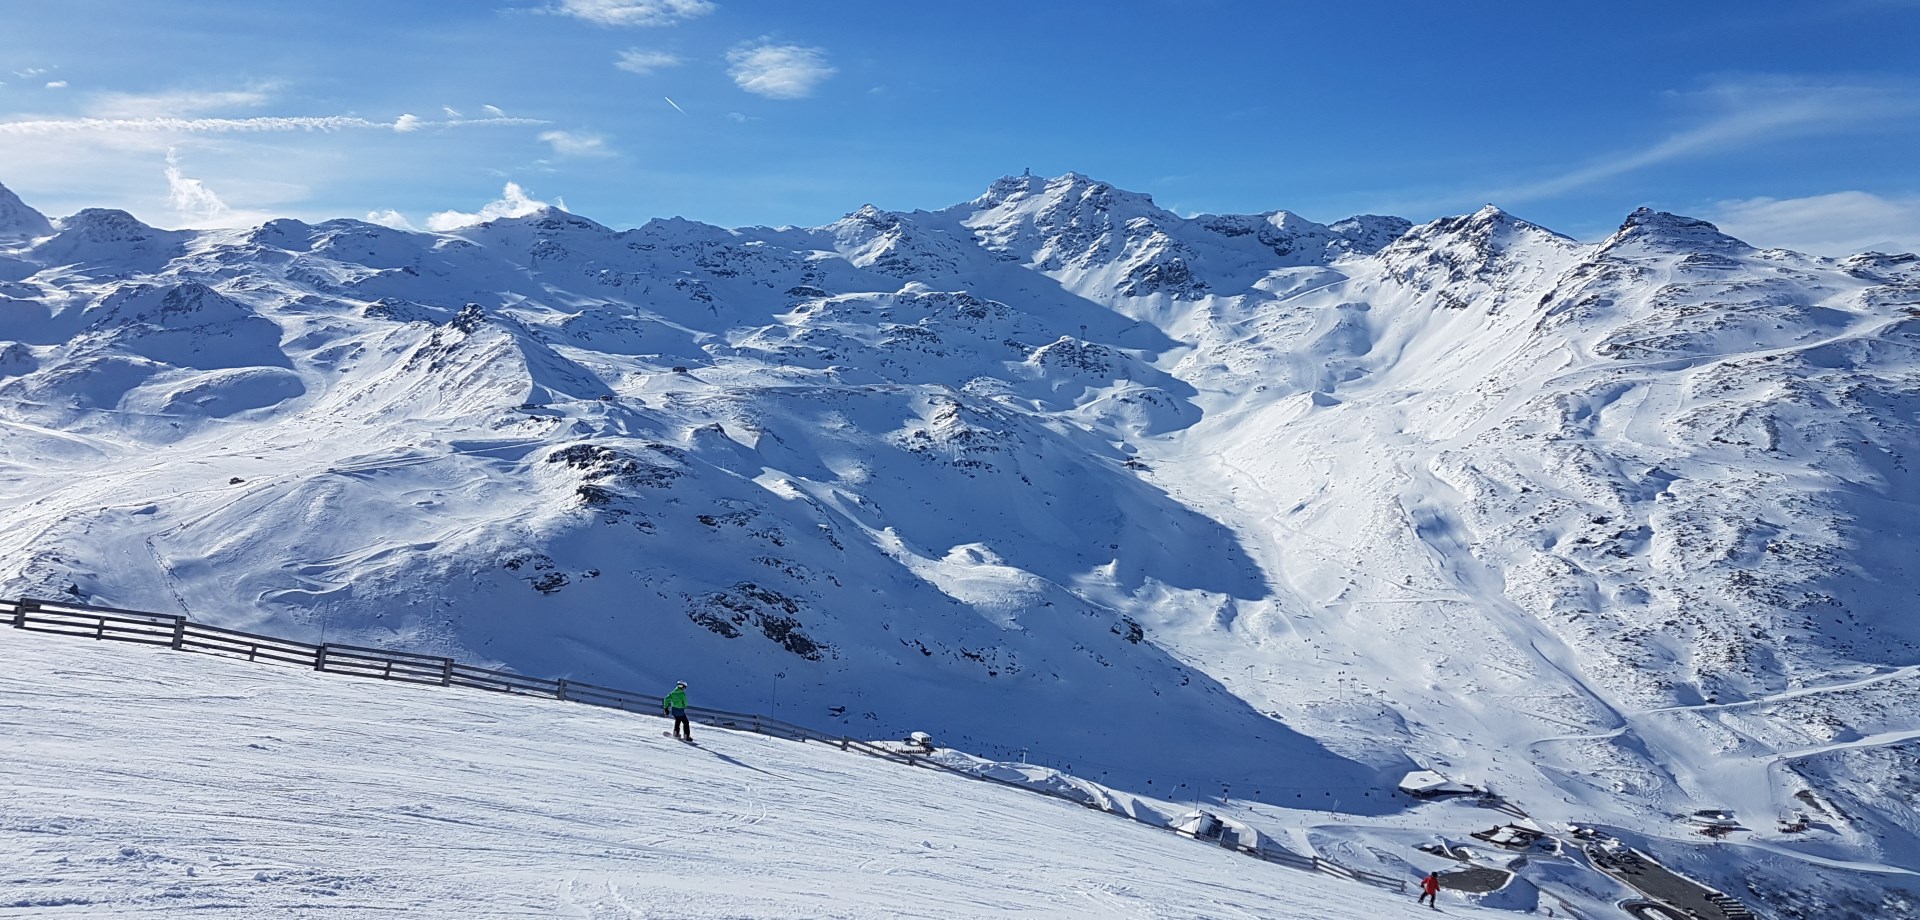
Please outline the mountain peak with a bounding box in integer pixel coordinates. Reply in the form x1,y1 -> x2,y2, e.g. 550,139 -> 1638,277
1395,204 -> 1566,250
1043,171 -> 1156,208
479,207 -> 610,235
57,207 -> 159,237
963,172 -> 1156,215
974,174 -> 1046,206
1603,206 -> 1748,254
0,181 -> 54,241
1619,206 -> 1717,234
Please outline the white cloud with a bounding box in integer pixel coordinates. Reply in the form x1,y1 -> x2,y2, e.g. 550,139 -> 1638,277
14,67 -> 47,78
484,104 -> 507,118
0,115 -> 387,135
365,208 -> 417,231
426,182 -> 551,231
45,81 -> 68,90
1704,191 -> 1920,256
555,0 -> 714,26
163,149 -> 230,223
442,106 -> 462,118
394,113 -> 423,133
0,113 -> 544,137
726,41 -> 834,100
539,130 -> 612,157
615,49 -> 682,75
89,88 -> 273,119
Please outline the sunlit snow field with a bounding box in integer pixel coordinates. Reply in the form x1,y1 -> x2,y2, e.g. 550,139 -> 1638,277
0,633 -> 1475,919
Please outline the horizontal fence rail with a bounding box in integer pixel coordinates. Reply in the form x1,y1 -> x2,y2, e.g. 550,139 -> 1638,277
318,642 -> 454,686
14,599 -> 181,647
448,663 -> 563,697
182,621 -> 324,668
4,596 -> 1406,894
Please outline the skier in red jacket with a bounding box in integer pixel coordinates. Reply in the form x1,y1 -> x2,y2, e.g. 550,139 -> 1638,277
1418,872 -> 1441,907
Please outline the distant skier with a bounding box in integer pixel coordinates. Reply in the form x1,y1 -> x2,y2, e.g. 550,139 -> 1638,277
1418,871 -> 1441,908
664,681 -> 691,740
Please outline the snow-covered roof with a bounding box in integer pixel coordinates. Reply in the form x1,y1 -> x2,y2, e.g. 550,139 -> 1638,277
1398,770 -> 1476,795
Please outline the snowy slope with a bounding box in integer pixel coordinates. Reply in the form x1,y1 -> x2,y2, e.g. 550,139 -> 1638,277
2,631 -> 1485,919
1,173 -> 1918,916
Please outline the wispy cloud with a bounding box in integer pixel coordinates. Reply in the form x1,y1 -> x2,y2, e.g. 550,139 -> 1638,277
163,149 -> 229,222
442,106 -> 462,118
45,81 -> 67,90
88,88 -> 274,118
1484,77 -> 1918,204
615,49 -> 682,75
1705,190 -> 1920,256
726,41 -> 834,100
484,104 -> 507,118
553,0 -> 714,27
539,129 -> 612,157
394,113 -> 423,133
0,114 -> 544,136
426,182 -> 551,231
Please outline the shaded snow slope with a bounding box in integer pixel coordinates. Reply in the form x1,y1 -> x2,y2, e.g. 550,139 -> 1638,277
1,632 -> 1480,919
2,175 -> 1918,916
0,182 -> 52,242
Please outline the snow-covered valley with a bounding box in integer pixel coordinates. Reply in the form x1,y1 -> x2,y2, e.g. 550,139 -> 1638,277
2,173 -> 1917,916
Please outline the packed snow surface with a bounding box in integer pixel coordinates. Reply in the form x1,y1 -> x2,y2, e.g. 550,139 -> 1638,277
2,173 -> 1918,916
2,633 -> 1475,919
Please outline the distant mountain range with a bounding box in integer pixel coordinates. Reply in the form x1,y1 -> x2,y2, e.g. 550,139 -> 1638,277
2,173 -> 1915,917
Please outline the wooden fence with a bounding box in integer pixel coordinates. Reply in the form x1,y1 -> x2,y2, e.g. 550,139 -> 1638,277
3,595 -> 1405,894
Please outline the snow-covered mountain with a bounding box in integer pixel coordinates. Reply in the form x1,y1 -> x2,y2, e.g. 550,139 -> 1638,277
2,173 -> 1916,916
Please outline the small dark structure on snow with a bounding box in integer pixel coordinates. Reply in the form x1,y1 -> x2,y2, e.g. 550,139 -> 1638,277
1469,822 -> 1544,849
1685,809 -> 1741,837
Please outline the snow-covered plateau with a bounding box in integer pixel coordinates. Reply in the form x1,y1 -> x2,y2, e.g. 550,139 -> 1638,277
1,173 -> 1917,917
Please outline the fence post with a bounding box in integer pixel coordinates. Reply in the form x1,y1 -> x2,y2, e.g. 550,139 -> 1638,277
440,658 -> 453,687
556,678 -> 569,702
14,599 -> 33,628
315,644 -> 328,671
171,617 -> 186,650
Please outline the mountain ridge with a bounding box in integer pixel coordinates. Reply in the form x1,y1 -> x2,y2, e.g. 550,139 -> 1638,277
1,173 -> 1916,917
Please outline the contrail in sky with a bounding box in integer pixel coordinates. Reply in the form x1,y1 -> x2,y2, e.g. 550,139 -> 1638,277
663,97 -> 687,115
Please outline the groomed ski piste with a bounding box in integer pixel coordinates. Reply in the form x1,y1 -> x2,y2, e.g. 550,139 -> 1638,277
5,630 -> 1500,919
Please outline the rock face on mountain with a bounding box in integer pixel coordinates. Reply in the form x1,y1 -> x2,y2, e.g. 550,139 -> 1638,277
0,173 -> 1914,916
0,181 -> 53,241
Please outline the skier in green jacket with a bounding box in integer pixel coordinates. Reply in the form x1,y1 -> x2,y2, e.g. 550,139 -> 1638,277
664,681 -> 691,740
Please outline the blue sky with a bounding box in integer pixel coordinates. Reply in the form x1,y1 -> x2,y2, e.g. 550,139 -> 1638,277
2,0 -> 1916,254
